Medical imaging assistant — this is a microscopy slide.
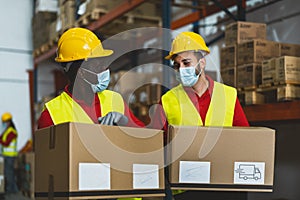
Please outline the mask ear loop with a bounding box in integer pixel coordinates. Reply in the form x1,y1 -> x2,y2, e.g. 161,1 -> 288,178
195,60 -> 203,76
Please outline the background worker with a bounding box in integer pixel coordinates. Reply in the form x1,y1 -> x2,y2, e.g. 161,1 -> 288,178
151,31 -> 249,200
0,112 -> 19,195
37,27 -> 144,129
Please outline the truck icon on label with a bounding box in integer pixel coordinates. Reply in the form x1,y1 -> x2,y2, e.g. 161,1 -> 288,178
235,164 -> 261,180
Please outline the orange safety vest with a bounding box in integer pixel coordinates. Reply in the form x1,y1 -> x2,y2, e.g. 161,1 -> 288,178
45,90 -> 125,125
1,126 -> 18,157
162,81 -> 237,127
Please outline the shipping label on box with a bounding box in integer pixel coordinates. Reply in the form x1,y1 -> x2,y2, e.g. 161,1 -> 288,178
168,125 -> 275,192
237,63 -> 262,89
34,123 -> 165,199
237,40 -> 280,65
225,21 -> 266,45
275,56 -> 300,84
220,45 -> 236,70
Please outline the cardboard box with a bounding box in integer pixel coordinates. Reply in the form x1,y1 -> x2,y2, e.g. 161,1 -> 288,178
244,90 -> 265,105
225,21 -> 266,45
237,40 -> 280,65
60,0 -> 76,30
32,12 -> 57,49
262,58 -> 276,85
17,152 -> 35,198
168,126 -> 275,192
237,63 -> 262,89
221,67 -> 236,87
35,123 -> 165,199
279,43 -> 300,57
277,84 -> 300,101
275,56 -> 300,84
35,0 -> 58,13
220,45 -> 236,70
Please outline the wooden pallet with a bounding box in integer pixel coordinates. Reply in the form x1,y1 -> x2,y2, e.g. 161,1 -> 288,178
33,39 -> 57,57
76,8 -> 108,26
239,83 -> 300,105
238,85 -> 258,91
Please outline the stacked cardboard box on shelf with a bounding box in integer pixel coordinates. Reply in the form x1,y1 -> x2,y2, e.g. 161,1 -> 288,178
221,21 -> 268,104
260,55 -> 300,102
236,39 -> 280,90
77,0 -> 161,36
59,0 -> 76,31
224,21 -> 267,46
32,12 -> 57,51
221,21 -> 267,88
221,21 -> 300,105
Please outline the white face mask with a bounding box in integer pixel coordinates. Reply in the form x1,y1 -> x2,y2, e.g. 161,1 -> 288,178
176,61 -> 202,87
82,68 -> 110,93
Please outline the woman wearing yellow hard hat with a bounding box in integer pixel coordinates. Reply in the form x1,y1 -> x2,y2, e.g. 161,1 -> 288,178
1,112 -> 19,196
151,31 -> 249,200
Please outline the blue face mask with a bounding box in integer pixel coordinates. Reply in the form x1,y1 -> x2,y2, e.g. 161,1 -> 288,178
83,69 -> 110,93
177,65 -> 202,87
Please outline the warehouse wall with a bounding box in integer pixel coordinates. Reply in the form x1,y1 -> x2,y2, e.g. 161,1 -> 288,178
0,0 -> 33,150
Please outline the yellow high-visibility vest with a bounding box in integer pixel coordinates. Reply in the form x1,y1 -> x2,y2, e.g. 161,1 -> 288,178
162,82 -> 237,127
1,126 -> 18,157
162,82 -> 236,196
45,90 -> 125,125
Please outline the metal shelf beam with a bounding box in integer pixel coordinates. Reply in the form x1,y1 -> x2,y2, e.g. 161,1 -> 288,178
171,0 -> 238,30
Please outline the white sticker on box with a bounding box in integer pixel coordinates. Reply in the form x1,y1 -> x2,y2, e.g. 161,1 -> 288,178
79,163 -> 110,190
234,162 -> 265,184
179,161 -> 210,184
133,164 -> 159,189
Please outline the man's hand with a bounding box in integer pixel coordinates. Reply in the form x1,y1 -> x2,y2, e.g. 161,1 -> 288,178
98,112 -> 128,126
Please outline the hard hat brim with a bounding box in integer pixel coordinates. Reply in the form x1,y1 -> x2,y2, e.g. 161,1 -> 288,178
88,49 -> 114,59
164,54 -> 173,60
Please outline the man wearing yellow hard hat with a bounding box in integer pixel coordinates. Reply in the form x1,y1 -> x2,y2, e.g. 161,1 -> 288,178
37,27 -> 144,129
0,112 -> 19,196
151,32 -> 249,199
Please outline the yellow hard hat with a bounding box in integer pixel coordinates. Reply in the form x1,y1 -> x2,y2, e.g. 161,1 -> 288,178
2,112 -> 12,122
55,28 -> 113,62
165,32 -> 210,60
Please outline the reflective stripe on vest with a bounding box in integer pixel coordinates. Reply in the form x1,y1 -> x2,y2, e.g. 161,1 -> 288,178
45,90 -> 124,125
162,82 -> 237,127
2,126 -> 18,157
